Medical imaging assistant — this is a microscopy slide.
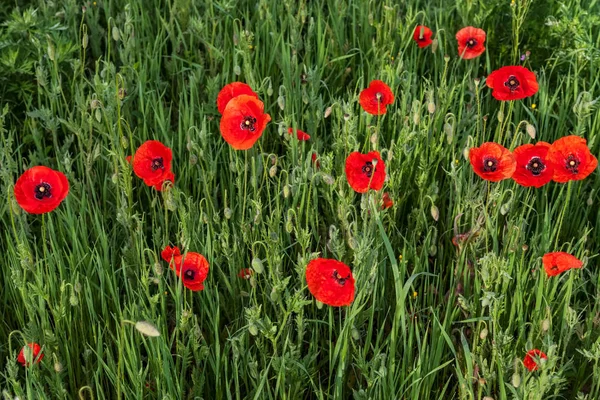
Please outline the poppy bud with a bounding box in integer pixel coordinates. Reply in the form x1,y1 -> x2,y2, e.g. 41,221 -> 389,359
233,65 -> 241,75
269,165 -> 277,177
224,208 -> 233,219
283,184 -> 291,198
526,123 -> 536,139
248,324 -> 258,336
82,32 -> 89,49
324,106 -> 332,118
542,319 -> 550,331
251,257 -> 264,274
135,321 -> 161,337
427,103 -> 436,114
322,174 -> 335,185
431,205 -> 439,221
479,328 -> 488,340
511,373 -> 521,387
54,362 -> 63,372
112,27 -> 120,41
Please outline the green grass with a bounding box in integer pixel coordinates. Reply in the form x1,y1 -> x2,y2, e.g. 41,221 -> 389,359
1,0 -> 600,398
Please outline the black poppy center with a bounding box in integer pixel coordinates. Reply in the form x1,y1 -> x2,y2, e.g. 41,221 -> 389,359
362,161 -> 374,178
332,270 -> 350,286
184,269 -> 195,281
151,157 -> 164,171
34,182 -> 52,200
240,116 -> 257,132
482,157 -> 498,172
565,155 -> 580,174
526,157 -> 546,176
467,38 -> 477,47
504,75 -> 520,91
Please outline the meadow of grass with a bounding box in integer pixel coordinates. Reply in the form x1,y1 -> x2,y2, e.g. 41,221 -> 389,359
1,0 -> 600,398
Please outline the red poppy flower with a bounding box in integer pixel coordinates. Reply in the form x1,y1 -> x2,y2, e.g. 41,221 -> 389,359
523,349 -> 547,371
17,343 -> 44,367
288,127 -> 310,141
220,95 -> 271,150
413,25 -> 433,48
382,192 -> 393,209
542,252 -> 583,277
238,268 -> 253,279
547,135 -> 598,182
161,245 -> 181,261
152,171 -> 175,191
486,66 -> 539,101
133,140 -> 173,186
216,82 -> 258,114
125,155 -> 132,164
512,142 -> 554,187
311,152 -> 320,169
456,27 -> 486,59
359,80 -> 394,115
469,142 -> 516,182
161,245 -> 209,291
14,166 -> 69,214
345,151 -> 386,193
305,258 -> 355,307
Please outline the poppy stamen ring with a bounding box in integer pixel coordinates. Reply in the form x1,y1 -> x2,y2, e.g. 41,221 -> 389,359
332,270 -> 351,286
504,75 -> 520,91
467,38 -> 477,47
151,157 -> 164,171
241,116 -> 257,132
34,182 -> 53,200
482,157 -> 498,172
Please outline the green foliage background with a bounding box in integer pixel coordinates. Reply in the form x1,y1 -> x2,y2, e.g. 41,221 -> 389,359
1,0 -> 600,398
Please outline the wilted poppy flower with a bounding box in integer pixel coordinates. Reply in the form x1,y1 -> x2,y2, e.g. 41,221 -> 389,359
133,140 -> 173,187
486,66 -> 538,101
542,252 -> 583,277
469,142 -> 516,182
161,245 -> 209,291
413,25 -> 433,48
216,82 -> 258,114
305,258 -> 355,306
17,343 -> 44,367
523,349 -> 547,371
152,171 -> 175,191
14,166 -> 69,214
456,27 -> 486,59
547,135 -> 598,182
382,192 -> 393,209
238,268 -> 253,279
311,152 -> 320,169
512,142 -> 554,187
288,127 -> 310,141
359,80 -> 395,115
220,95 -> 271,150
345,151 -> 386,193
